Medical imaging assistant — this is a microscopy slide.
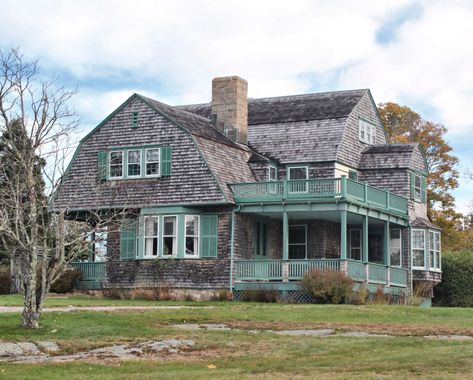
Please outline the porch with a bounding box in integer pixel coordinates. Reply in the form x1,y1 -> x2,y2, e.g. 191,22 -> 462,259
235,259 -> 408,287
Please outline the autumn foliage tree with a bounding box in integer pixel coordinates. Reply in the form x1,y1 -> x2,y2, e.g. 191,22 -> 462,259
378,102 -> 460,249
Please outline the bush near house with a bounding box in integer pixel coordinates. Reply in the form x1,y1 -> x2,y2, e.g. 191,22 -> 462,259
301,269 -> 354,304
434,251 -> 473,307
50,268 -> 82,294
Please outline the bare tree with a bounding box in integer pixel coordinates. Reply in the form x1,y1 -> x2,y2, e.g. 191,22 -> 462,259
0,47 -> 128,328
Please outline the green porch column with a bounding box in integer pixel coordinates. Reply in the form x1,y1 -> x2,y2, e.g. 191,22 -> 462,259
362,215 -> 369,263
282,211 -> 289,260
384,221 -> 390,266
340,210 -> 347,259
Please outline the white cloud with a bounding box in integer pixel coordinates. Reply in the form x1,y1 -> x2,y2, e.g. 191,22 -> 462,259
1,0 -> 472,211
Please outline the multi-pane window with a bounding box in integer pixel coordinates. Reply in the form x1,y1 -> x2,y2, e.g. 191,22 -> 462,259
414,175 -> 422,201
349,229 -> 362,260
268,166 -> 277,181
390,229 -> 402,267
288,166 -> 308,193
412,229 -> 425,268
144,216 -> 159,258
359,120 -> 376,144
127,150 -> 141,177
429,231 -> 441,270
185,215 -> 199,257
109,151 -> 123,178
146,148 -> 160,177
289,225 -> 307,259
162,216 -> 177,257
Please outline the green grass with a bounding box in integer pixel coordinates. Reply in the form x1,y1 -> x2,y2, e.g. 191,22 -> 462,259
1,297 -> 473,379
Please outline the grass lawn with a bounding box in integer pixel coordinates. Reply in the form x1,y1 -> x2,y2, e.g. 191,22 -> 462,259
1,296 -> 473,379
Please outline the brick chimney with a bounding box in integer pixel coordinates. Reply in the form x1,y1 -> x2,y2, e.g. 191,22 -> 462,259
211,76 -> 248,144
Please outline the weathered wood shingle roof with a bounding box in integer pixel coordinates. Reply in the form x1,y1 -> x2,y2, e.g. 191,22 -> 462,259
360,143 -> 428,172
179,89 -> 368,164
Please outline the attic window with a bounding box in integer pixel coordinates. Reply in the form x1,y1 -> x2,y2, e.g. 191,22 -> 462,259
132,112 -> 139,128
359,119 -> 375,144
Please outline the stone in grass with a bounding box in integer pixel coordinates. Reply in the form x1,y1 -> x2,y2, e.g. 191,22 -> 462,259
16,342 -> 42,355
273,329 -> 335,337
0,343 -> 25,357
36,341 -> 60,353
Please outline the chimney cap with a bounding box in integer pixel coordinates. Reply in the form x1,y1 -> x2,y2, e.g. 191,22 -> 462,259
212,75 -> 248,84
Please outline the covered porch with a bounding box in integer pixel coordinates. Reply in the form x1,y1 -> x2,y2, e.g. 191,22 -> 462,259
231,201 -> 409,289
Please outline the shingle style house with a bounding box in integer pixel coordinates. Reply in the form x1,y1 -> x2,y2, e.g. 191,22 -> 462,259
54,76 -> 441,302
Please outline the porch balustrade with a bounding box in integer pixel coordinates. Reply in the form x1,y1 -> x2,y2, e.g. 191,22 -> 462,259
235,259 -> 408,288
230,177 -> 408,215
70,262 -> 106,289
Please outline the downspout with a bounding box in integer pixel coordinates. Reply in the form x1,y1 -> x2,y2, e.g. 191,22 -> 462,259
230,205 -> 241,293
409,221 -> 413,296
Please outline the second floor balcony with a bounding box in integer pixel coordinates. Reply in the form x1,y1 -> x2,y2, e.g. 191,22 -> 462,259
230,177 -> 408,216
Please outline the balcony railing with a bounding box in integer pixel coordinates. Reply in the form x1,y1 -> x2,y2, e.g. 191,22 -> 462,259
235,259 -> 408,288
230,177 -> 408,215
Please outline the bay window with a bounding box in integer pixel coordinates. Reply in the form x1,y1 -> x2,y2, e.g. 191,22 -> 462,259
412,229 -> 426,268
429,231 -> 441,270
163,216 -> 177,257
144,216 -> 159,258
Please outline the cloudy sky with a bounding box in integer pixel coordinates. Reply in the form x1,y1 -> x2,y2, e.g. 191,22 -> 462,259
1,0 -> 472,213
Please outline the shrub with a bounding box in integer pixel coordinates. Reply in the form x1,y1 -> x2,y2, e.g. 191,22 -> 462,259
50,268 -> 82,293
349,286 -> 369,305
103,287 -> 128,299
300,269 -> 353,304
130,288 -> 160,301
434,251 -> 473,307
241,288 -> 279,303
157,283 -> 173,301
211,289 -> 233,301
0,265 -> 11,294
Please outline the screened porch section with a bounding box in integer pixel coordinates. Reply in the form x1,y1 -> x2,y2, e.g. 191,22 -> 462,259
234,211 -> 408,288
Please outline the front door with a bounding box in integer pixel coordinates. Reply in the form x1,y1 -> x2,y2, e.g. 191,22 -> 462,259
289,224 -> 307,259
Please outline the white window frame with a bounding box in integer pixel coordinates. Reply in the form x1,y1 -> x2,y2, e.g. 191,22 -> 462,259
109,150 -> 124,179
288,224 -> 307,259
287,165 -> 309,194
184,215 -> 200,258
359,119 -> 376,145
349,229 -> 362,261
145,147 -> 161,178
412,229 -> 426,269
268,165 -> 277,181
390,228 -> 402,267
429,230 -> 441,271
143,216 -> 159,259
162,215 -> 178,257
127,149 -> 142,178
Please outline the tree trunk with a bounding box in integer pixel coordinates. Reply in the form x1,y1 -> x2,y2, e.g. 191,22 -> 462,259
21,306 -> 40,329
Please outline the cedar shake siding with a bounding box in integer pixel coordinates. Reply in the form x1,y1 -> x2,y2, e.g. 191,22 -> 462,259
54,96 -> 236,211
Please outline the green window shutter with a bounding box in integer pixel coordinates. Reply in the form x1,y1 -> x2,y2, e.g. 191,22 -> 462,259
98,151 -> 108,180
410,172 -> 416,200
421,176 -> 427,204
200,215 -> 218,258
161,147 -> 172,176
120,219 -> 137,260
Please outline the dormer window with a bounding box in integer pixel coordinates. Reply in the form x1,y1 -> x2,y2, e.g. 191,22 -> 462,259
359,119 -> 376,144
414,175 -> 422,201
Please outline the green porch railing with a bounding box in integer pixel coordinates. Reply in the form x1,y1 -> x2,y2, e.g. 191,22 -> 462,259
230,178 -> 408,215
288,259 -> 340,279
368,263 -> 387,284
234,259 -> 408,287
390,267 -> 408,287
70,262 -> 106,290
346,260 -> 366,282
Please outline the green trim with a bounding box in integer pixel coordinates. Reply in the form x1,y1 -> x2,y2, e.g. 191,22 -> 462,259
340,210 -> 347,259
132,112 -> 138,128
282,211 -> 289,260
384,221 -> 390,266
141,206 -> 203,214
177,215 -> 185,258
362,215 -> 369,263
